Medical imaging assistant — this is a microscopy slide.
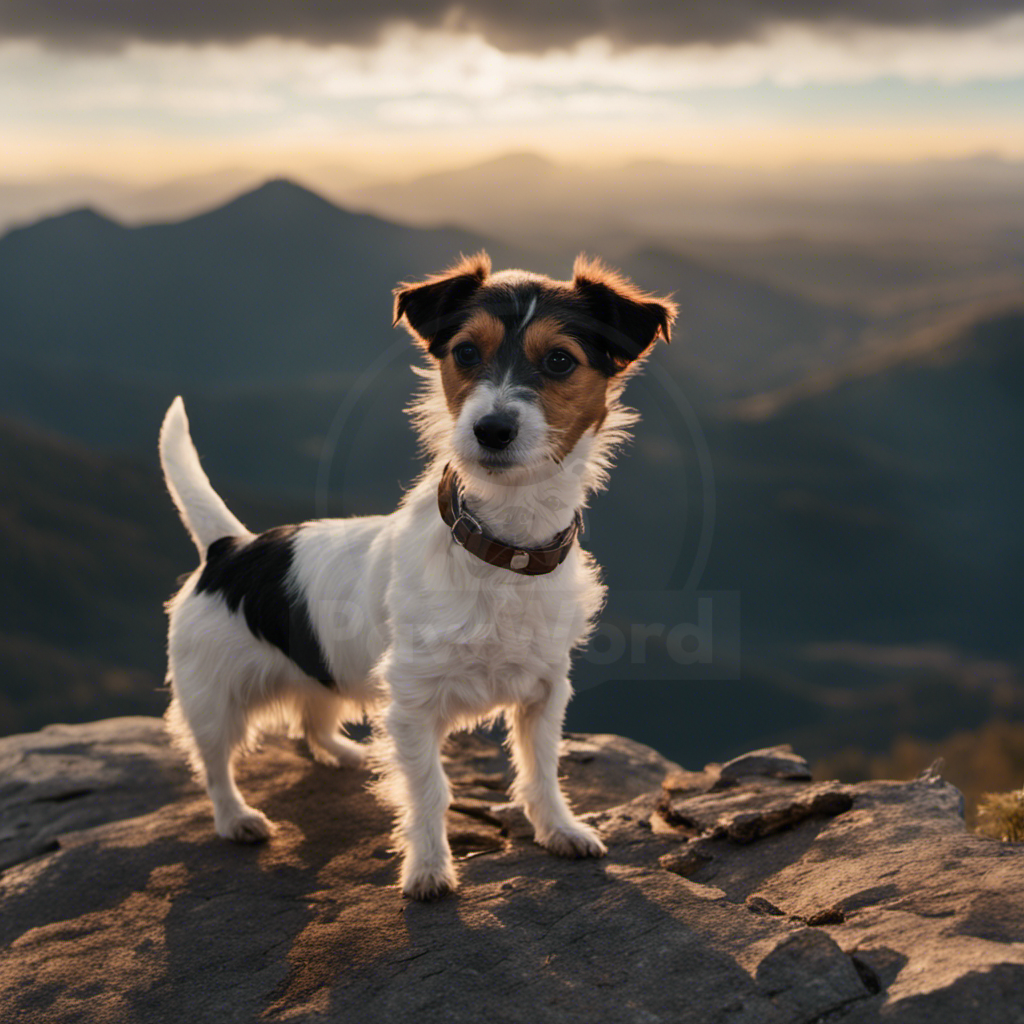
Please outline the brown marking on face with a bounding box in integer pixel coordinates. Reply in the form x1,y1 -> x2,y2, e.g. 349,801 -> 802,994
437,309 -> 506,416
524,317 -> 610,459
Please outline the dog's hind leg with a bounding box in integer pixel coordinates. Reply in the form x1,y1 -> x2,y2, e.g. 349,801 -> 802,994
508,676 -> 607,858
166,681 -> 275,843
301,688 -> 366,768
200,735 -> 275,843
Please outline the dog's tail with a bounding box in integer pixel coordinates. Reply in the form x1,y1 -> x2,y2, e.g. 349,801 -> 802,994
159,397 -> 250,556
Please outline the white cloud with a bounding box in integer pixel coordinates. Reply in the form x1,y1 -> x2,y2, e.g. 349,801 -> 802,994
58,84 -> 285,115
376,90 -> 684,127
297,17 -> 1024,98
376,97 -> 473,126
2,13 -> 1024,123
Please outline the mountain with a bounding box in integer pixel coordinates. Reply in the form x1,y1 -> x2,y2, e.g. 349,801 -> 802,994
0,168 -> 301,236
345,152 -> 566,231
0,178 -> 865,400
349,154 -> 1024,243
0,175 -> 136,236
0,417 -> 307,734
0,178 -> 874,511
701,305 -> 1024,659
620,247 -> 865,394
572,303 -> 1024,765
1,301 -> 1022,763
349,153 -> 1024,312
0,179 -> 532,386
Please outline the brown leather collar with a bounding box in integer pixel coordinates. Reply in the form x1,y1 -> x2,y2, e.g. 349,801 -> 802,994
437,463 -> 583,576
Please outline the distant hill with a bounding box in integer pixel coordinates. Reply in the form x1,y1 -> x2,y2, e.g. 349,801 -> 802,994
621,247 -> 864,394
0,179 -> 525,385
702,306 -> 1024,660
0,417 -> 307,733
348,153 -> 1024,315
0,177 -> 866,429
348,152 -> 1024,243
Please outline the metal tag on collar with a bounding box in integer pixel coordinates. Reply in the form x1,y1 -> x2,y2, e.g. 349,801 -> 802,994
510,550 -> 530,571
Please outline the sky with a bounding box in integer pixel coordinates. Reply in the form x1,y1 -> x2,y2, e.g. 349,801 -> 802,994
2,2 -> 1023,183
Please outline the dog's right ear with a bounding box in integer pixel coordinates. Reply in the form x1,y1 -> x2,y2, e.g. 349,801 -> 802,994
393,251 -> 491,356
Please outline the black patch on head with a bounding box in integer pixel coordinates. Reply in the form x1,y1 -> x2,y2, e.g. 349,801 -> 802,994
195,526 -> 334,686
394,252 -> 491,356
472,279 -> 629,380
397,254 -> 674,379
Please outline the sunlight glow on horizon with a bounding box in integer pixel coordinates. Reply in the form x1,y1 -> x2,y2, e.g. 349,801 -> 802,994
4,120 -> 1024,187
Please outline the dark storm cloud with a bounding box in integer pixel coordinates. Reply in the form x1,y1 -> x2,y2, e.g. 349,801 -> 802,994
0,1 -> 1018,50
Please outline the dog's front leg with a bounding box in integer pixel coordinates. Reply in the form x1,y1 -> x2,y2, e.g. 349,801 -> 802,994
508,679 -> 607,858
385,701 -> 456,900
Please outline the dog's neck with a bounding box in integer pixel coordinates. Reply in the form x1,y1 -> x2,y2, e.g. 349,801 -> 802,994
448,437 -> 594,549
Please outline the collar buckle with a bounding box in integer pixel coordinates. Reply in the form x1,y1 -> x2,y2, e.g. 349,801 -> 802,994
451,508 -> 481,542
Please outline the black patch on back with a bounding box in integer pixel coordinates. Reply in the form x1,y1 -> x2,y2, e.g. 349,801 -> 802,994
195,525 -> 334,686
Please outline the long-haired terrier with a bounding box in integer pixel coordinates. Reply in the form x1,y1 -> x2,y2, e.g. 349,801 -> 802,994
160,252 -> 675,899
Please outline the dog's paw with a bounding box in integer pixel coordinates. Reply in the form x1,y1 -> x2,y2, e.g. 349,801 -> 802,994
538,821 -> 607,859
218,807 -> 275,844
308,734 -> 367,769
401,861 -> 457,901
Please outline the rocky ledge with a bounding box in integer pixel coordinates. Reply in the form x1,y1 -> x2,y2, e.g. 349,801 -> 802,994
1,718 -> 1022,1023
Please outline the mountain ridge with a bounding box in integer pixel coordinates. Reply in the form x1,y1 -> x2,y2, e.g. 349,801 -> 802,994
722,297 -> 1024,421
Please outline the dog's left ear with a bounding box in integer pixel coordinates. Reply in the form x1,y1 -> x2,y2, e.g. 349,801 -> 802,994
572,255 -> 677,371
393,251 -> 491,356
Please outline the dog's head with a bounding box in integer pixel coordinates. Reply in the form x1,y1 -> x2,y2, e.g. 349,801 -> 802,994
394,252 -> 676,475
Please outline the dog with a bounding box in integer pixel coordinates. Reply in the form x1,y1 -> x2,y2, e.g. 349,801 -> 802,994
160,252 -> 675,900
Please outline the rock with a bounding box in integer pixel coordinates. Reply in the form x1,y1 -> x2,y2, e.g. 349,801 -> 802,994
718,745 -> 813,785
658,775 -> 854,841
1,718 -> 1023,1023
754,929 -> 868,1022
659,745 -> 811,801
660,846 -> 714,878
0,717 -> 189,873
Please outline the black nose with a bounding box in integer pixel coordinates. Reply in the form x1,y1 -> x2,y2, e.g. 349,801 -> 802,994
474,413 -> 518,451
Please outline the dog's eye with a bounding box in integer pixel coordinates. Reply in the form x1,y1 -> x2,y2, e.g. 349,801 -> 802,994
452,343 -> 481,368
542,349 -> 576,377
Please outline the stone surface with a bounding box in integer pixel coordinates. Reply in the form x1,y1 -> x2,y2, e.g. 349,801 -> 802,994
718,745 -> 813,784
1,718 -> 1023,1023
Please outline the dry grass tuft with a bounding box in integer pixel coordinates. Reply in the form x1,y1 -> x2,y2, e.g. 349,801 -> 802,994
976,789 -> 1024,842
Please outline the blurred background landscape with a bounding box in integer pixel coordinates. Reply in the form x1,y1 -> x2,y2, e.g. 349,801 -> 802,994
1,2 -> 1023,817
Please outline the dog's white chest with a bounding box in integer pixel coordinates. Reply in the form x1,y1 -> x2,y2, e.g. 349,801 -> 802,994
384,534 -> 602,712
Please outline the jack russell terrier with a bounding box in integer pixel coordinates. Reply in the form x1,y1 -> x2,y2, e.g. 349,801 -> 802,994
160,252 -> 675,899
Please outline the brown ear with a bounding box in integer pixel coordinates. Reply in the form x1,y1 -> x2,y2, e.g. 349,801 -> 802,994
393,251 -> 491,355
572,255 -> 677,370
